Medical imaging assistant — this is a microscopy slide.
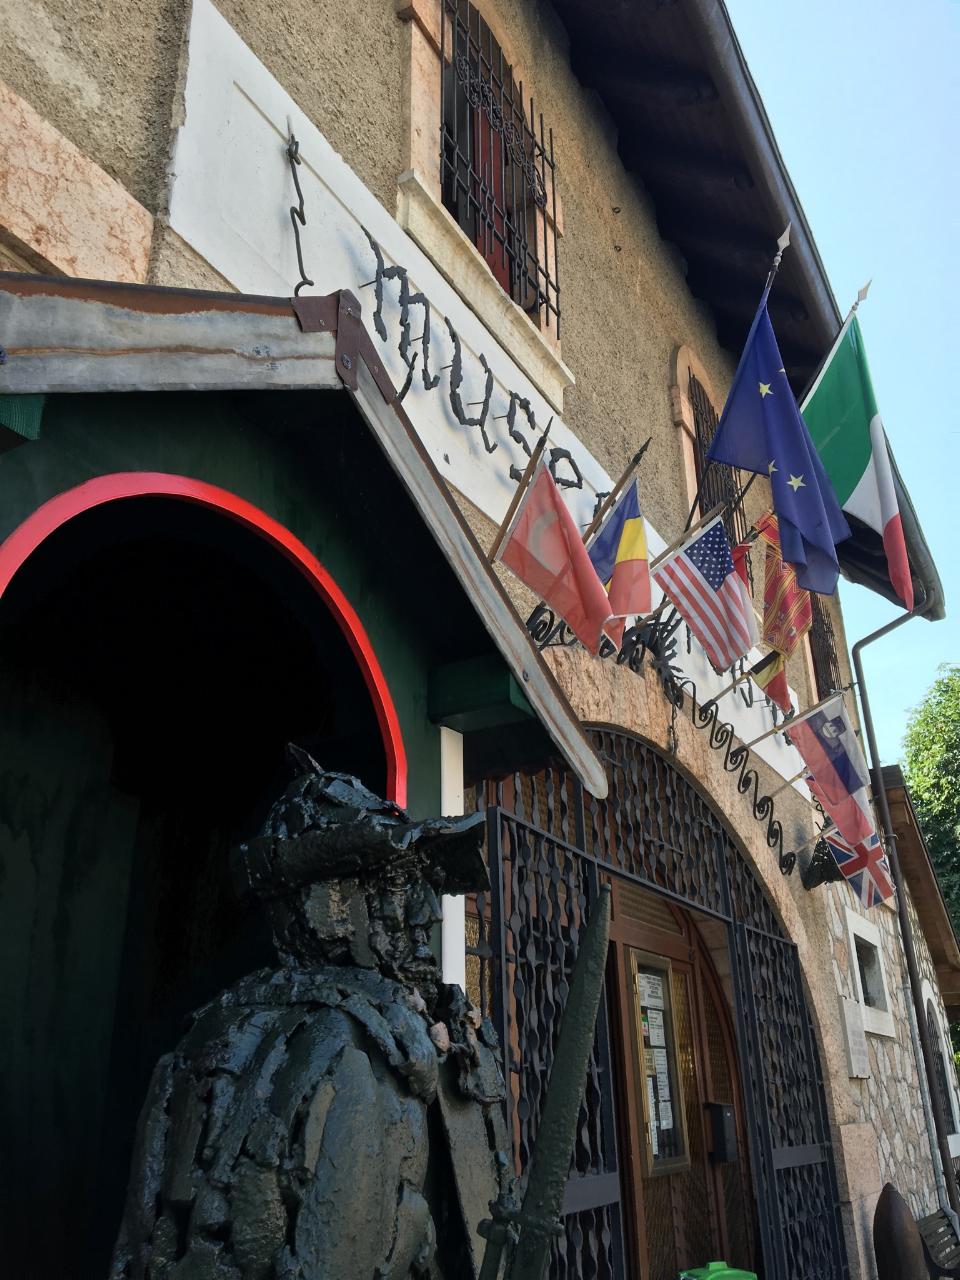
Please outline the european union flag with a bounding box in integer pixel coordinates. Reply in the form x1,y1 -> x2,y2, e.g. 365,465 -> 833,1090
707,302 -> 850,594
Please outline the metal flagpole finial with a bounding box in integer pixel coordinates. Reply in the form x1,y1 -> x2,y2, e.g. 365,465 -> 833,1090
772,221 -> 792,268
853,279 -> 872,310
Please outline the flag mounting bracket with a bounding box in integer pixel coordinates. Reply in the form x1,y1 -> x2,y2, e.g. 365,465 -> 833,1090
526,603 -> 807,878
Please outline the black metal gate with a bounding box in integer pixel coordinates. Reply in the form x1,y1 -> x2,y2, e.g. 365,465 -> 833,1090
469,728 -> 849,1280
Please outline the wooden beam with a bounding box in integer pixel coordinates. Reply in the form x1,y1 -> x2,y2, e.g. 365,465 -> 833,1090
664,222 -> 776,273
575,60 -> 718,107
624,146 -> 754,192
689,271 -> 809,325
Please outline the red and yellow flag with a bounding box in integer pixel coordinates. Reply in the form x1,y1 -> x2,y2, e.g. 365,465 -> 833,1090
755,515 -> 812,659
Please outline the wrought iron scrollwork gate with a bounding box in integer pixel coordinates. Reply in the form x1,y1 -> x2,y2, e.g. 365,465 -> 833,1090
469,728 -> 849,1280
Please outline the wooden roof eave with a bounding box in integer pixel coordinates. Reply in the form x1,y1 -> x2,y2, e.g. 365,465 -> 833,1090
883,774 -> 960,982
0,272 -> 608,799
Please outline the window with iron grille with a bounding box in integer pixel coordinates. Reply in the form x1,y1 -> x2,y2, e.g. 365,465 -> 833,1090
440,0 -> 560,334
927,1000 -> 958,1135
688,371 -> 748,552
809,594 -> 843,699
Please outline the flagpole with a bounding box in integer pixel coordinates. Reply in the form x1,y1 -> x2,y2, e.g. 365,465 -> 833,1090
581,437 -> 653,546
699,666 -> 752,708
735,689 -> 840,752
681,223 -> 792,534
791,823 -> 835,858
489,418 -> 553,562
767,765 -> 809,800
648,503 -> 725,574
798,279 -> 871,410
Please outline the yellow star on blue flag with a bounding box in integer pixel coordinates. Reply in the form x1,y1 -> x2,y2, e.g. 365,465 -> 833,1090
707,300 -> 850,593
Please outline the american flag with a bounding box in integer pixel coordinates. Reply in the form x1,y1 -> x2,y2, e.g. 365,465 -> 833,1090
824,829 -> 894,909
652,517 -> 759,671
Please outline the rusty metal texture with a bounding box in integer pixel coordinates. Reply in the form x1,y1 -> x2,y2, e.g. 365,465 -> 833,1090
0,273 -> 339,394
292,286 -> 396,405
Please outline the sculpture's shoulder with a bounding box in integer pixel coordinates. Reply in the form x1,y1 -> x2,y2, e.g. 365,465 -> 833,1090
111,967 -> 443,1280
179,964 -> 441,1102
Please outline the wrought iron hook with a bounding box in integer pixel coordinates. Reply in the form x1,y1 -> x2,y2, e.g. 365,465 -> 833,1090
286,133 -> 315,297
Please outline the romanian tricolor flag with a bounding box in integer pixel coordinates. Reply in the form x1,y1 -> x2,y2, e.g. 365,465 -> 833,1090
756,515 -> 812,659
748,649 -> 792,714
588,480 -> 651,645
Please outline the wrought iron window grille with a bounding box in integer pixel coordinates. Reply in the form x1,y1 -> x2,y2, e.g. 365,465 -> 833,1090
689,371 -> 750,574
809,594 -> 844,700
440,0 -> 561,335
927,1001 -> 958,1137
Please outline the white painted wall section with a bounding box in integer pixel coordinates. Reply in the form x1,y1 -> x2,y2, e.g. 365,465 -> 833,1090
439,726 -> 467,991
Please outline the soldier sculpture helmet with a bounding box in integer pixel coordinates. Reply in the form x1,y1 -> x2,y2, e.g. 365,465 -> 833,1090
233,744 -> 489,1006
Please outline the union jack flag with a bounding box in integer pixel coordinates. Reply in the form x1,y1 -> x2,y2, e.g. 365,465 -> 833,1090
824,828 -> 894,909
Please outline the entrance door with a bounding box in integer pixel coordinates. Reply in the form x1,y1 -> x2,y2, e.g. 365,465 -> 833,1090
471,733 -> 849,1280
610,881 -> 756,1278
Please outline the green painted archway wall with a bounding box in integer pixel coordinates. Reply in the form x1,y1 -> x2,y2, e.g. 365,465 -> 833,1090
0,387 -> 451,816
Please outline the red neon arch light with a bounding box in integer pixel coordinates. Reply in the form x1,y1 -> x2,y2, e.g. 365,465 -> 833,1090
0,472 -> 408,806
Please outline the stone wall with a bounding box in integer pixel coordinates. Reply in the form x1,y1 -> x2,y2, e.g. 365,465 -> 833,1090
822,873 -> 953,1277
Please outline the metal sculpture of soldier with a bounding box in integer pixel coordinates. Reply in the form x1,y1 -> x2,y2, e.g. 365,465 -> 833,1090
110,747 -> 514,1280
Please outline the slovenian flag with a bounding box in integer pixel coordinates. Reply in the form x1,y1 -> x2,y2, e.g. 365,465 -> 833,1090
801,316 -> 913,610
587,479 -> 652,645
787,695 -> 876,845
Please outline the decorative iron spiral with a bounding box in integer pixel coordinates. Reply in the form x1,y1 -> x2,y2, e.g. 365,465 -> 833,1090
455,55 -> 548,208
525,604 -> 798,876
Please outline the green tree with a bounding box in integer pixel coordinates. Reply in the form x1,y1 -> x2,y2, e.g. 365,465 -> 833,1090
903,664 -> 960,929
904,666 -> 960,1052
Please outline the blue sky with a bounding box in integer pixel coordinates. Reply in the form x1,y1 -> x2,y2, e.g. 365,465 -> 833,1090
725,0 -> 958,765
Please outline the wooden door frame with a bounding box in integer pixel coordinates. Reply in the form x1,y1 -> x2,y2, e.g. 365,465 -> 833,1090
607,883 -> 751,1278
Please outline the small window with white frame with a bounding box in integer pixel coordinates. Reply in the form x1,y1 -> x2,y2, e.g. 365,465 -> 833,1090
846,908 -> 895,1038
922,979 -> 960,1153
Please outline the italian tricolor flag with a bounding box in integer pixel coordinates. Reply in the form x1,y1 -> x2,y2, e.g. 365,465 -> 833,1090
801,315 -> 913,610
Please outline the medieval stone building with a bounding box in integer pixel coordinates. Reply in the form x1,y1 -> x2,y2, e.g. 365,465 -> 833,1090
0,1 -> 951,1277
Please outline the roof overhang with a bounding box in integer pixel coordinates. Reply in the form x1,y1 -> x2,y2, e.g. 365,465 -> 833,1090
882,765 -> 960,1014
0,271 -> 608,798
550,0 -> 943,619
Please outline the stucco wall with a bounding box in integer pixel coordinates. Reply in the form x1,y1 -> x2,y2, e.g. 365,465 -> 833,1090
0,0 -> 823,715
0,0 -> 405,218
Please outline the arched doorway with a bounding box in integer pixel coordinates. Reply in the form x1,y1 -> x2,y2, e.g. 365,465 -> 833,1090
464,727 -> 849,1280
0,478 -> 402,1276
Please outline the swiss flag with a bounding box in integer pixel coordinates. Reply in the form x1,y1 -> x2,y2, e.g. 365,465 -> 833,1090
499,464 -> 611,655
